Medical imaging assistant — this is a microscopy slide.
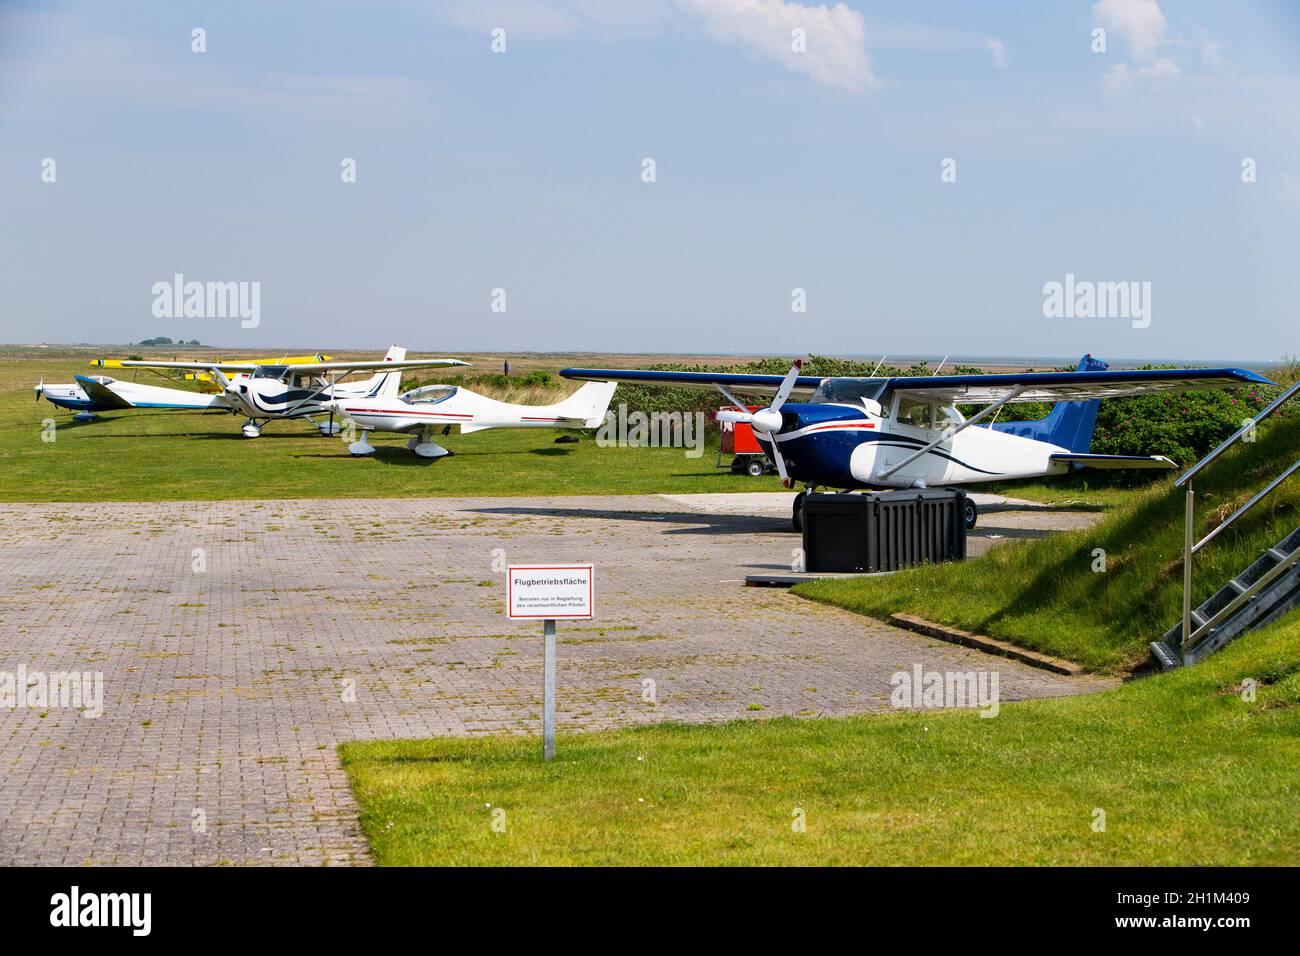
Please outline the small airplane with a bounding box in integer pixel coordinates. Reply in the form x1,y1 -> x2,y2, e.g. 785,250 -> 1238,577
35,352 -> 334,422
560,355 -> 1275,530
34,375 -> 230,421
88,353 -> 333,386
107,346 -> 468,437
321,379 -> 618,457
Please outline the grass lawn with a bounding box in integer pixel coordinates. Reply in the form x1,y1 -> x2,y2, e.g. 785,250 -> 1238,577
340,615 -> 1300,866
795,414 -> 1300,674
1,351 -> 784,500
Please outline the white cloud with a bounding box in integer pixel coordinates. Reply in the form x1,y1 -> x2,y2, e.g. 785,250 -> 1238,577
1092,0 -> 1168,61
1100,56 -> 1180,95
986,37 -> 1007,70
674,0 -> 876,92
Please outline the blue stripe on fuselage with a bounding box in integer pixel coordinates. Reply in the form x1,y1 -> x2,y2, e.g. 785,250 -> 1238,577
753,404 -> 869,487
752,402 -> 1003,488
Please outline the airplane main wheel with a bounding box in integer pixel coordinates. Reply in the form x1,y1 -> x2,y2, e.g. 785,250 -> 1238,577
241,424 -> 261,439
792,491 -> 806,533
962,498 -> 978,530
746,459 -> 766,478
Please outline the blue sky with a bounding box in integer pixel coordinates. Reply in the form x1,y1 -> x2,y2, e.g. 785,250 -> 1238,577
1,0 -> 1297,361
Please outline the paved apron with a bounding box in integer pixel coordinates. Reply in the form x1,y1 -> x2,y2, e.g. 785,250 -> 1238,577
0,494 -> 1106,865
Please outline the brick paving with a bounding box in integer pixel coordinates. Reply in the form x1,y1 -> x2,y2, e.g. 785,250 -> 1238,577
0,494 -> 1108,865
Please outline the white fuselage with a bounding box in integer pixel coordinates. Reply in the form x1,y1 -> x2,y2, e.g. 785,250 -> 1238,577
771,397 -> 1071,489
327,381 -> 617,439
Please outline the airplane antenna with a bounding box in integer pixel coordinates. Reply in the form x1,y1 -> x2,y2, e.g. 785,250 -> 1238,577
869,354 -> 887,377
934,354 -> 950,375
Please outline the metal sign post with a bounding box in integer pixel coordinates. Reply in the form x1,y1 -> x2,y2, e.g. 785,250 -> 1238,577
506,565 -> 594,761
543,619 -> 556,760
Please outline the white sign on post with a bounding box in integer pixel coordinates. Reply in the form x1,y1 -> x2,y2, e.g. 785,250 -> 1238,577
507,565 -> 594,620
506,565 -> 594,761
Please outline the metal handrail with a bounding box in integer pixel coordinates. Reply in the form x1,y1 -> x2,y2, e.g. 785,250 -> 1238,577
1176,380 -> 1300,488
1192,458 -> 1300,555
1175,379 -> 1300,658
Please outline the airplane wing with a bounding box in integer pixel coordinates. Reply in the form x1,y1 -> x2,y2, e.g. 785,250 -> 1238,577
110,358 -> 470,374
883,367 -> 1274,404
92,354 -> 332,372
561,366 -> 1274,404
559,368 -> 823,398
277,359 -> 470,373
72,376 -> 133,410
75,376 -> 227,411
108,360 -> 261,371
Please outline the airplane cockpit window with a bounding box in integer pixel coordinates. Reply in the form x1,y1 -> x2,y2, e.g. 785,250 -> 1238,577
895,397 -> 932,428
934,405 -> 964,429
808,378 -> 888,405
252,365 -> 288,380
402,385 -> 457,405
89,375 -> 115,385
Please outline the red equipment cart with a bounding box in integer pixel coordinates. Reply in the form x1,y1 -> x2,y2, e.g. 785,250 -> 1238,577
715,406 -> 775,477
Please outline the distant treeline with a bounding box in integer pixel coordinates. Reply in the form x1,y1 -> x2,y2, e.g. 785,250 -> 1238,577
134,337 -> 205,347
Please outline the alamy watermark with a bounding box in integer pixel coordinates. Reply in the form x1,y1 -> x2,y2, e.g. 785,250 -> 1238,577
151,273 -> 260,328
1,665 -> 103,718
889,664 -> 1000,717
1042,273 -> 1151,329
596,404 -> 705,458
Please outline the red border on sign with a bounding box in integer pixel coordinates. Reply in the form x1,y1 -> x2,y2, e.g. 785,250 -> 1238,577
506,565 -> 594,620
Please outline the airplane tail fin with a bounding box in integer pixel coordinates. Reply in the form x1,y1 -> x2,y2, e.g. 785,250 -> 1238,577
990,354 -> 1107,452
551,380 -> 618,428
358,346 -> 408,399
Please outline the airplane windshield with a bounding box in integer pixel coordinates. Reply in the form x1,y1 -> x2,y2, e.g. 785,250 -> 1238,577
402,385 -> 457,405
252,366 -> 288,380
809,378 -> 888,405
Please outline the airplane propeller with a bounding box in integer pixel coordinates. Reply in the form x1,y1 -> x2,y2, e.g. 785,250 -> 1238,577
715,359 -> 802,487
34,380 -> 43,402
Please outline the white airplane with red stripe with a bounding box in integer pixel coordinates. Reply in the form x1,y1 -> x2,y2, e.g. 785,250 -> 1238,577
322,380 -> 618,458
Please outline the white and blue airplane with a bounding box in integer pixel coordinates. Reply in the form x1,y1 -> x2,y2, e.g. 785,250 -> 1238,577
35,375 -> 229,422
560,355 -> 1275,529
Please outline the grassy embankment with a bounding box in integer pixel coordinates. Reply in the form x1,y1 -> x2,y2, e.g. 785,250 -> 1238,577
341,614 -> 1300,865
796,413 -> 1300,674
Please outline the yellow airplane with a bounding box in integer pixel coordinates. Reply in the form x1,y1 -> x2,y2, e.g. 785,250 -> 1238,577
90,353 -> 333,389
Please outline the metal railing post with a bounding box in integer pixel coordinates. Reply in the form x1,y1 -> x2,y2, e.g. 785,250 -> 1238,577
1181,484 -> 1194,656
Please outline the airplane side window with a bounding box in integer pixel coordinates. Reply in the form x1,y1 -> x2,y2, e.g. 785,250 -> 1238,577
895,398 -> 931,428
934,405 -> 962,430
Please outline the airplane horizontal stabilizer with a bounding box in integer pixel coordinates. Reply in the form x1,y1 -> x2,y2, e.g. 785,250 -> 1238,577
72,376 -> 132,410
1050,453 -> 1177,470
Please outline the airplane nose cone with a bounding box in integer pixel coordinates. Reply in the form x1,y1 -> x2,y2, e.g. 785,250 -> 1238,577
749,408 -> 783,433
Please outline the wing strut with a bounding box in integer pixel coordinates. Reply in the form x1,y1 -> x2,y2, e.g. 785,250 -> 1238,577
878,386 -> 1025,482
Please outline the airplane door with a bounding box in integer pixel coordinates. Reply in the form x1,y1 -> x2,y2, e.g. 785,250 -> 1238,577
880,397 -> 944,486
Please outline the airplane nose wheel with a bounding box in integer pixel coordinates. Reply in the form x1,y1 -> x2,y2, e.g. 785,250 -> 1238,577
792,491 -> 806,533
963,498 -> 978,530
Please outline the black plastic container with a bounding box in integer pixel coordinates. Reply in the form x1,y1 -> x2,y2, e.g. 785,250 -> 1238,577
802,490 -> 967,573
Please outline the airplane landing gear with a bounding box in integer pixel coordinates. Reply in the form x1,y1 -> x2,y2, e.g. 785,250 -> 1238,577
412,441 -> 450,459
307,415 -> 342,436
73,412 -> 98,423
348,429 -> 375,456
963,497 -> 978,530
241,419 -> 263,439
407,428 -> 450,458
792,490 -> 806,533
